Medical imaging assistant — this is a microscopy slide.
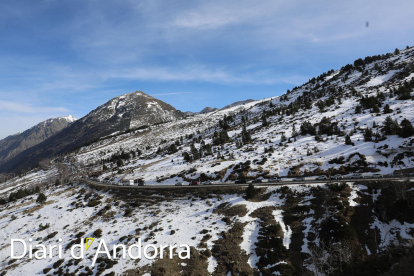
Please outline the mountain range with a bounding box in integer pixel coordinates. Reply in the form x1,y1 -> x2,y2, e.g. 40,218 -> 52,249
0,116 -> 75,167
1,46 -> 414,178
0,91 -> 184,172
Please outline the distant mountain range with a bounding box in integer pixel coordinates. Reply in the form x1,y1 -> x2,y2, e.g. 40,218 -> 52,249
0,116 -> 75,167
0,90 -> 258,173
0,91 -> 184,172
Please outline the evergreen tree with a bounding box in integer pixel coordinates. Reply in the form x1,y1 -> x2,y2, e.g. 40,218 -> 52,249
371,104 -> 380,113
36,193 -> 47,205
261,114 -> 269,127
292,124 -> 298,137
399,118 -> 414,138
318,117 -> 335,136
245,183 -> 258,199
213,131 -> 230,145
383,104 -> 393,114
345,134 -> 354,145
317,100 -> 325,112
364,128 -> 373,141
182,152 -> 191,162
168,144 -> 178,154
300,121 -> 316,135
190,144 -> 200,160
241,124 -> 251,144
116,159 -> 124,167
382,116 -> 400,135
355,105 -> 362,114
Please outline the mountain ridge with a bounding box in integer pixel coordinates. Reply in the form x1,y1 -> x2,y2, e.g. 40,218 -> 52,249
0,116 -> 76,167
0,91 -> 184,172
2,47 -> 414,175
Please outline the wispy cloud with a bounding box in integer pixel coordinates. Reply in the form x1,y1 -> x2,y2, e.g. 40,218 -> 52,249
0,100 -> 69,113
111,65 -> 301,85
151,92 -> 192,96
172,0 -> 289,30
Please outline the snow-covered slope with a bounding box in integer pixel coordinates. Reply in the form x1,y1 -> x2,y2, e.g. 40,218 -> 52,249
71,47 -> 414,184
1,175 -> 414,275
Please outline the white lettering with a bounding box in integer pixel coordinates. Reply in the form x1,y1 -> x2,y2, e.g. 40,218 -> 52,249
144,244 -> 158,260
58,241 -> 62,259
159,244 -> 168,259
92,239 -> 111,266
178,244 -> 190,259
49,244 -> 57,259
128,238 -> 141,260
169,244 -> 177,259
11,239 -> 26,259
70,239 -> 84,260
34,245 -> 47,260
113,244 -> 126,259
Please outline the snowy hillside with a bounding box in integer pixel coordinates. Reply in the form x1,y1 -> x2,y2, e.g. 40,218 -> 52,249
1,174 -> 414,275
70,46 -> 414,184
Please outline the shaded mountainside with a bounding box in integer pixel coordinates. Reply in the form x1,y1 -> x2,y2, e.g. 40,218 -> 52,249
0,116 -> 75,166
0,91 -> 184,173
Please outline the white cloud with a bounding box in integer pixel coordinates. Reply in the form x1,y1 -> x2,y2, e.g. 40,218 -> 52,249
151,92 -> 192,96
172,0 -> 288,30
111,65 -> 303,85
0,100 -> 69,113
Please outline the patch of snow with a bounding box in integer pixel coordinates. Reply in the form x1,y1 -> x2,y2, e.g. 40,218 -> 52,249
273,210 -> 292,249
366,70 -> 396,86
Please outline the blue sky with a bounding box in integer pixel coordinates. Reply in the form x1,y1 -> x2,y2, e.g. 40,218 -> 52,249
0,0 -> 413,139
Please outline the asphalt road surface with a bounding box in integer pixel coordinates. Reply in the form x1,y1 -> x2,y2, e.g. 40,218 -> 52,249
84,176 -> 412,189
